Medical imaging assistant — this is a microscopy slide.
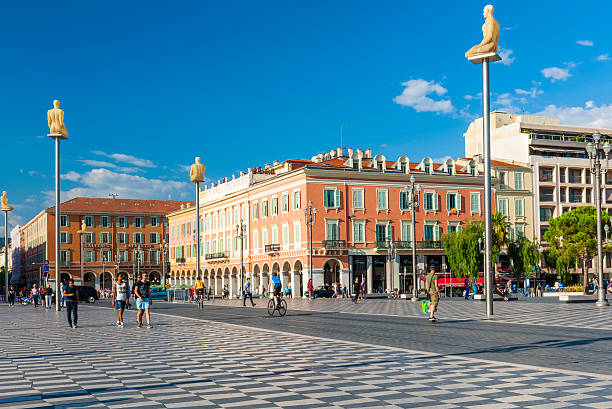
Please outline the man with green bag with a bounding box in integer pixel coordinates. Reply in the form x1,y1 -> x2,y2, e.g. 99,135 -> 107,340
425,265 -> 440,322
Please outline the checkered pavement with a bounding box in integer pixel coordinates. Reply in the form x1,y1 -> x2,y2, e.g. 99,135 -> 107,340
194,296 -> 612,331
0,305 -> 610,408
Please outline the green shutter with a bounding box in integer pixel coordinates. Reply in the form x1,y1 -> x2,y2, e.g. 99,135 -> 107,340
457,194 -> 462,211
334,190 -> 341,208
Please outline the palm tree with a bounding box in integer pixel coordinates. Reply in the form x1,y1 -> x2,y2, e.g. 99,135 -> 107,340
492,211 -> 509,249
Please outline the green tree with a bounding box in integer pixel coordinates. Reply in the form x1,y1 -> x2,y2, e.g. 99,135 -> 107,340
491,211 -> 509,268
508,236 -> 541,280
543,206 -> 609,291
442,220 -> 484,279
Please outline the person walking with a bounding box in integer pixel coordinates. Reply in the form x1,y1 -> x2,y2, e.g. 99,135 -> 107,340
425,266 -> 440,322
463,277 -> 470,300
63,279 -> 79,328
307,279 -> 314,299
8,284 -> 15,307
134,272 -> 152,328
243,277 -> 256,307
112,273 -> 129,327
352,277 -> 360,304
471,276 -> 478,299
361,277 -> 366,297
31,284 -> 39,308
45,285 -> 53,308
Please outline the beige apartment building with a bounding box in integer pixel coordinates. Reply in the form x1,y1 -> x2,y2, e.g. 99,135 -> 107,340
464,111 -> 612,279
457,157 -> 533,240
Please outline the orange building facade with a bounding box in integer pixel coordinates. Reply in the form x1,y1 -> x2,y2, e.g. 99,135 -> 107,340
22,198 -> 189,289
168,148 -> 491,296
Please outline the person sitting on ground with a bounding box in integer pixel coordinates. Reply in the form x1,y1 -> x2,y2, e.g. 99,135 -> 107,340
495,283 -> 509,301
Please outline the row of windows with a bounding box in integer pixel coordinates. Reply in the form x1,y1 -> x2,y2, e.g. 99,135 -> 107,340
252,191 -> 301,220
497,198 -> 525,218
323,188 -> 482,213
60,232 -> 164,245
497,171 -> 524,190
59,215 -> 162,228
59,249 -> 161,265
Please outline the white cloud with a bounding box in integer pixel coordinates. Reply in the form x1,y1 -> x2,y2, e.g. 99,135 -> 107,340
541,63 -> 576,82
91,150 -> 156,168
78,159 -> 145,174
27,170 -> 45,177
576,40 -> 594,47
393,79 -> 454,114
596,53 -> 610,61
432,155 -> 452,164
44,168 -> 190,203
535,101 -> 612,128
514,87 -> 543,98
497,48 -> 515,66
61,171 -> 81,182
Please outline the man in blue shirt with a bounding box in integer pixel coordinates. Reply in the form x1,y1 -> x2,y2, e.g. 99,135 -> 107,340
270,272 -> 282,308
243,277 -> 256,307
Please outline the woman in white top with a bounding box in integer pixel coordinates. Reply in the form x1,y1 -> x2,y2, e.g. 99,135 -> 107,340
31,284 -> 39,308
112,273 -> 130,327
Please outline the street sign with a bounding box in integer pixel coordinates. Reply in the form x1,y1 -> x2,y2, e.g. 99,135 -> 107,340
43,261 -> 49,273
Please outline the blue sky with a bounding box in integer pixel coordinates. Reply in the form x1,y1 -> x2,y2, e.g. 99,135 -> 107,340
2,0 -> 612,227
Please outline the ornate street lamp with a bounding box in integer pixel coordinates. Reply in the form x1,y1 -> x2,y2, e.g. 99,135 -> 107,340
585,132 -> 610,306
1,191 -> 14,303
304,200 -> 317,297
189,157 -> 206,287
236,219 -> 246,297
77,220 -> 88,289
408,176 -> 421,301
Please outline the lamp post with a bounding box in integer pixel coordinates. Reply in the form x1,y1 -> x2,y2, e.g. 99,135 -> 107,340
304,200 -> 317,296
388,238 -> 396,295
236,219 -> 246,297
101,254 -> 106,292
586,132 -> 610,307
161,240 -> 167,287
77,220 -> 87,289
2,192 -> 14,303
409,176 -> 421,302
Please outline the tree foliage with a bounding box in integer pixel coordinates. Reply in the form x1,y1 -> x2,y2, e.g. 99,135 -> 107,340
543,206 -> 610,288
441,220 -> 484,279
507,236 -> 540,279
491,211 -> 509,268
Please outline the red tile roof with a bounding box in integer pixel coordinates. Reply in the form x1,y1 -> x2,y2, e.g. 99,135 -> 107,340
47,197 -> 193,214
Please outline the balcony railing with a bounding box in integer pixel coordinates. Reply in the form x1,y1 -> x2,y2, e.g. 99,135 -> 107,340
539,173 -> 553,182
417,240 -> 442,249
540,194 -> 554,202
206,252 -> 227,260
265,244 -> 280,253
395,241 -> 413,249
60,260 -> 71,266
175,257 -> 186,264
569,195 -> 582,203
322,240 -> 346,249
375,240 -> 390,249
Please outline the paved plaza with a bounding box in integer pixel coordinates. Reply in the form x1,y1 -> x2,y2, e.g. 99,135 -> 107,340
0,303 -> 610,408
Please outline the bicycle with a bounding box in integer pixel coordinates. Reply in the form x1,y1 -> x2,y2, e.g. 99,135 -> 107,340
196,291 -> 204,309
267,296 -> 287,316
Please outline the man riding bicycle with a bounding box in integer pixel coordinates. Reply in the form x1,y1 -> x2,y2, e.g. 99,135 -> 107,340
270,272 -> 282,308
193,277 -> 205,307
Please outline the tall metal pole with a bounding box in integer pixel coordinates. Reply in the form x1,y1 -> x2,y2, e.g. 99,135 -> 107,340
4,211 -> 8,302
482,59 -> 494,317
54,137 -> 61,311
80,233 -> 84,286
411,183 -> 418,302
239,219 -> 244,297
594,153 -> 609,306
195,182 -> 200,283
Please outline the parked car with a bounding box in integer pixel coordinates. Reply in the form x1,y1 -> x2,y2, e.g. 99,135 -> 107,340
313,286 -> 335,298
150,287 -> 171,301
76,286 -> 99,303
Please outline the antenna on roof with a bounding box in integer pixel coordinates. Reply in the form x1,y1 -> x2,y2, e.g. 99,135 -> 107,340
109,193 -> 119,199
340,125 -> 344,149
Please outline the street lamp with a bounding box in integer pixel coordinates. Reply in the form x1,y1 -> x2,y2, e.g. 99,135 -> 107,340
388,238 -> 396,295
586,132 -> 610,307
304,200 -> 317,296
236,219 -> 246,297
408,176 -> 421,302
77,220 -> 88,289
1,191 -> 14,303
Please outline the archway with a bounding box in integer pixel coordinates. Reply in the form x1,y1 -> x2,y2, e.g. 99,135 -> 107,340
60,272 -> 71,284
262,263 -> 270,294
149,271 -> 161,285
100,271 -> 113,290
231,266 -> 239,297
216,268 -> 222,295
322,258 -> 342,288
293,260 -> 303,297
83,271 -> 96,288
281,261 -> 291,294
252,264 -> 261,295
223,267 -> 230,296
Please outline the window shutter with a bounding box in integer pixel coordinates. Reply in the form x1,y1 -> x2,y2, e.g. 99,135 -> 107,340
434,193 -> 439,210
334,190 -> 341,208
457,194 -> 462,211
434,225 -> 440,241
446,193 -> 451,211
296,191 -> 301,208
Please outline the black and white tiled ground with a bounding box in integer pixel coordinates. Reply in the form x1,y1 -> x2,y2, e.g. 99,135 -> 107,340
0,305 -> 610,408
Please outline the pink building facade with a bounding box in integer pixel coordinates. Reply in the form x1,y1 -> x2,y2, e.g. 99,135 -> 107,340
168,148 -> 490,296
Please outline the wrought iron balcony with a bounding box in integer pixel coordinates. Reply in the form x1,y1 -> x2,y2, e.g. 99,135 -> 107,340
175,257 -> 186,264
265,244 -> 280,253
206,252 -> 227,260
395,241 -> 413,249
375,240 -> 390,249
322,240 -> 346,249
417,240 -> 442,249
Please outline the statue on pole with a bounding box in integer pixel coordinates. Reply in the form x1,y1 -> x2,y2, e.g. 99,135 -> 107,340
465,4 -> 500,59
47,99 -> 68,137
1,191 -> 14,211
190,157 -> 206,183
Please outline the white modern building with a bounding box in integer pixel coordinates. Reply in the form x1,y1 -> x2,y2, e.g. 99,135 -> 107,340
464,111 -> 612,279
